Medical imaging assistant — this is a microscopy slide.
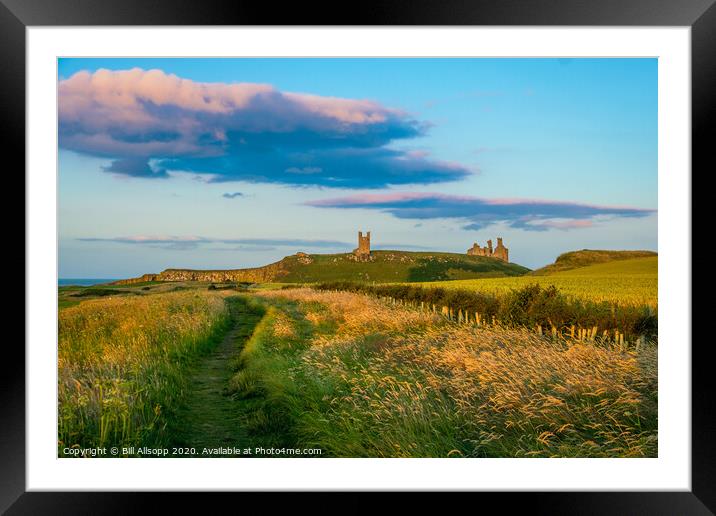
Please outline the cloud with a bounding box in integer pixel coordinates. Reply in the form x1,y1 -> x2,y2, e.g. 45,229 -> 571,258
222,192 -> 244,199
59,68 -> 471,188
210,245 -> 277,252
102,157 -> 168,178
305,192 -> 655,232
78,235 -> 352,251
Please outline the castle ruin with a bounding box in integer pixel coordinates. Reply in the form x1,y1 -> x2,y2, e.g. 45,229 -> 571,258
353,231 -> 371,259
467,237 -> 509,262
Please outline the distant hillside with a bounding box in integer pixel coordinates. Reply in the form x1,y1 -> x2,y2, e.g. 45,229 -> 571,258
113,250 -> 531,285
531,249 -> 657,276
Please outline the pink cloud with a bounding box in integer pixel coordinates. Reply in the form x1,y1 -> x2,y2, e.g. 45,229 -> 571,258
306,192 -> 474,207
59,68 -> 406,158
523,219 -> 595,230
58,68 -> 471,188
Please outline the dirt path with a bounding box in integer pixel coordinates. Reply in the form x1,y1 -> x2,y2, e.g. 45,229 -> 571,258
170,296 -> 263,455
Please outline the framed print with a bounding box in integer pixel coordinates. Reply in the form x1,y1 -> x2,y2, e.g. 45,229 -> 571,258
6,0 -> 713,511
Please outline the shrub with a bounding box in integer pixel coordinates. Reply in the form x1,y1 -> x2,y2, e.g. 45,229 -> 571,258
314,281 -> 657,340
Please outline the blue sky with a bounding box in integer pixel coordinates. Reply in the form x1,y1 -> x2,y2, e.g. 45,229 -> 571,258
58,58 -> 657,277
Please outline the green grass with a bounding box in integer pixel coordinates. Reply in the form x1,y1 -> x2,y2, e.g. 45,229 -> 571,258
58,298 -> 81,310
99,280 -> 169,288
70,288 -> 140,298
531,249 -> 657,275
167,296 -> 266,454
414,256 -> 657,307
278,250 -> 530,283
58,290 -> 232,454
225,297 -> 317,449
117,250 -> 531,286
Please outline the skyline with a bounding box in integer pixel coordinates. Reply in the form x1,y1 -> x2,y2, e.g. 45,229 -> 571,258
58,58 -> 657,277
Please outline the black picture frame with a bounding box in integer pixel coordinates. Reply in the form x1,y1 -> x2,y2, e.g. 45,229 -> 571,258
5,0 -> 711,512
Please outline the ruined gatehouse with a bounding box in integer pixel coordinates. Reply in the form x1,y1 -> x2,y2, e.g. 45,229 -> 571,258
467,237 -> 509,262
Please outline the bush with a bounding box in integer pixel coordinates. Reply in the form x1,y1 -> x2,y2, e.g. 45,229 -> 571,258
315,281 -> 657,340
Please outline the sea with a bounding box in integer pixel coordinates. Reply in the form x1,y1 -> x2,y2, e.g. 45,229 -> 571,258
58,278 -> 119,287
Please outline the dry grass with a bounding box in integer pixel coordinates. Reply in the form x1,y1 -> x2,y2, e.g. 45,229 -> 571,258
252,288 -> 657,457
58,290 -> 231,453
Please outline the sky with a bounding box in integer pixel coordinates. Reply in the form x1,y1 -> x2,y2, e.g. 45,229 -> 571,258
58,58 -> 657,278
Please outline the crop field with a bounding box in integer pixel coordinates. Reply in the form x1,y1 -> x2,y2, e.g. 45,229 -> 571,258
416,257 -> 657,307
58,290 -> 231,453
230,288 -> 657,457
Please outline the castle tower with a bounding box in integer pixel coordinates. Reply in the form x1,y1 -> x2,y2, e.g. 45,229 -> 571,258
487,239 -> 493,255
493,237 -> 509,262
355,231 -> 371,258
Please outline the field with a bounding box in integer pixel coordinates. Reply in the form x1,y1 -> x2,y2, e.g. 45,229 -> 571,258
57,252 -> 658,458
58,282 -> 657,457
231,288 -> 657,457
416,257 -> 657,307
531,249 -> 657,275
58,290 -> 231,453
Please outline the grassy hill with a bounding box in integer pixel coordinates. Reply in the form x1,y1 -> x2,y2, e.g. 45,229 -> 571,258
415,256 -> 657,306
114,250 -> 531,285
531,249 -> 657,276
277,251 -> 530,283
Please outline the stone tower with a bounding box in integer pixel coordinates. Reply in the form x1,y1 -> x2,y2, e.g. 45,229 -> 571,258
493,237 -> 509,262
355,231 -> 371,259
466,236 -> 509,262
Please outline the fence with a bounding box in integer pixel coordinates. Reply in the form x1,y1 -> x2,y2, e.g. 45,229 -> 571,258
315,282 -> 657,350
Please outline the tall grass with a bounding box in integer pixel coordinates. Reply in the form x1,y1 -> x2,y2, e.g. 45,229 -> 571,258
230,289 -> 657,457
315,281 -> 657,342
58,290 -> 231,454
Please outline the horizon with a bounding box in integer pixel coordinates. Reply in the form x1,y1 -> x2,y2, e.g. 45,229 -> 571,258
58,58 -> 657,276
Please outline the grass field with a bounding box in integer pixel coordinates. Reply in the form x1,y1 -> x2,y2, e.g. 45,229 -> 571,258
230,288 -> 657,457
531,249 -> 657,275
58,290 -> 231,454
415,257 -> 657,307
57,252 -> 658,457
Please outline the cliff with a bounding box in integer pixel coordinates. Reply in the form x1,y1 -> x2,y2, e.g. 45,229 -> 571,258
111,257 -> 293,285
